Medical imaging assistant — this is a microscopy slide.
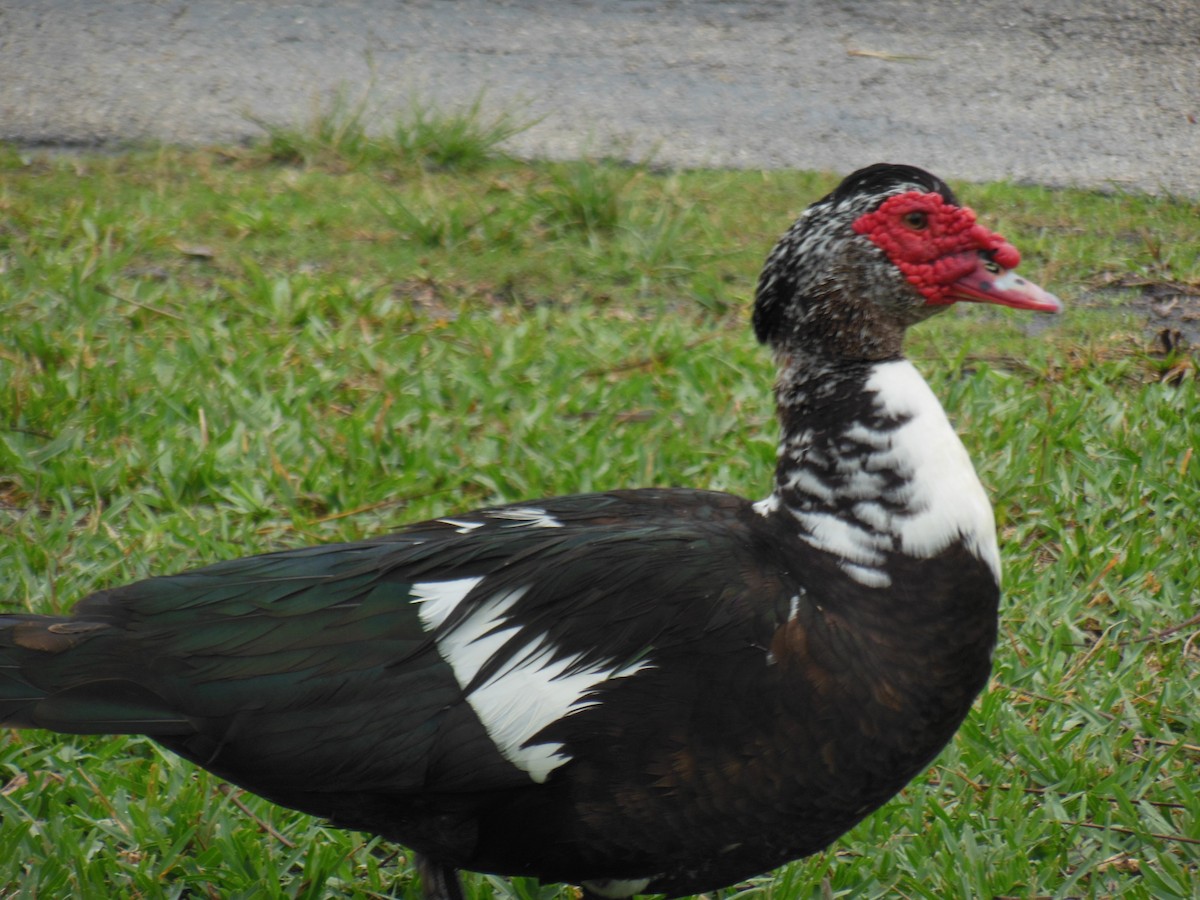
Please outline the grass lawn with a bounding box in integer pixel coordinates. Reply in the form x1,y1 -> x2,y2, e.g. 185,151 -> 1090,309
0,105 -> 1197,898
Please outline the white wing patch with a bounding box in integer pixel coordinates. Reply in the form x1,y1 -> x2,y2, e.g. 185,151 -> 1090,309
438,518 -> 485,534
487,507 -> 564,528
416,581 -> 651,783
412,577 -> 486,630
436,508 -> 563,535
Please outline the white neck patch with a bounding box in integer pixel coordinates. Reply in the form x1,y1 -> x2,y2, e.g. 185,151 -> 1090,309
779,359 -> 1000,587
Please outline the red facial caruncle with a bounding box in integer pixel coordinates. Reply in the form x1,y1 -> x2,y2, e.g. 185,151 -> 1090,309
852,191 -> 1062,313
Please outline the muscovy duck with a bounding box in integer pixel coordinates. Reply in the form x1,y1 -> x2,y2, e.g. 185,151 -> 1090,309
0,163 -> 1062,899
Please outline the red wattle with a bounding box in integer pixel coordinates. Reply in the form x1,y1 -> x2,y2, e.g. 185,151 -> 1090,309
852,192 -> 1023,304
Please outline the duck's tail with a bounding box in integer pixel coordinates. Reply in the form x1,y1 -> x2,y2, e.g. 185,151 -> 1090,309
0,613 -> 188,735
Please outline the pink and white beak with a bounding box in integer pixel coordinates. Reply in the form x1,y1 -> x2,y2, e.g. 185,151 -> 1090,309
948,252 -> 1063,313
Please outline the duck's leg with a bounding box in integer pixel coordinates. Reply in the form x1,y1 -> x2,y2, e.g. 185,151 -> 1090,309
415,854 -> 464,900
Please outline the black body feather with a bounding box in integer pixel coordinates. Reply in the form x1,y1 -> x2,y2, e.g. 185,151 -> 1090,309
1,488 -> 997,896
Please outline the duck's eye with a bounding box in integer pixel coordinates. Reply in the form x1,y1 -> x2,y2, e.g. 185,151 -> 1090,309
980,251 -> 1003,274
902,211 -> 928,230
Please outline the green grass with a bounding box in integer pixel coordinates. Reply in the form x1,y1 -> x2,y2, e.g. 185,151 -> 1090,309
0,107 -> 1198,899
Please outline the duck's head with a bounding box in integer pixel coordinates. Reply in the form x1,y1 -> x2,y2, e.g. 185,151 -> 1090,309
753,163 -> 1062,362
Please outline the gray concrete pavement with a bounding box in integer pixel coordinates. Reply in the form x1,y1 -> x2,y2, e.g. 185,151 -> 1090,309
1,1 -> 1197,195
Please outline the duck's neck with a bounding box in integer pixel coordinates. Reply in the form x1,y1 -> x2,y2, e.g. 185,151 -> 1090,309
755,353 -> 1001,590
